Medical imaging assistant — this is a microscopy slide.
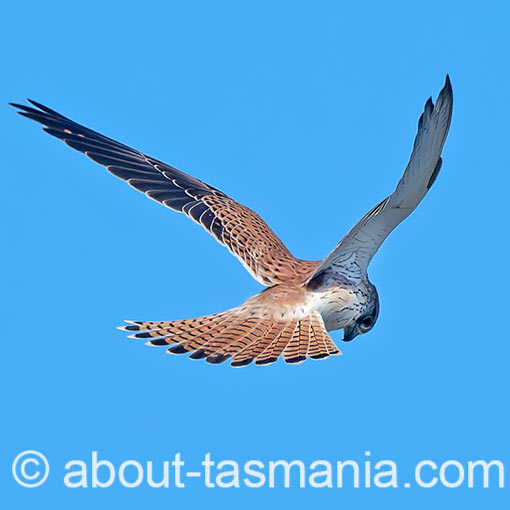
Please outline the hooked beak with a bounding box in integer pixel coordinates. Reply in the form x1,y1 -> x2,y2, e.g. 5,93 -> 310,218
343,325 -> 359,342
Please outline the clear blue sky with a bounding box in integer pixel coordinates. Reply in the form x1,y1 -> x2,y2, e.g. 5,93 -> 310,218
1,0 -> 509,508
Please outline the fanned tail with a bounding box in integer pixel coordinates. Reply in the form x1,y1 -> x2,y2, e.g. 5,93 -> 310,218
119,309 -> 341,367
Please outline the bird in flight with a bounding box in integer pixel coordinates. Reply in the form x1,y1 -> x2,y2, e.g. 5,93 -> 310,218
11,76 -> 453,367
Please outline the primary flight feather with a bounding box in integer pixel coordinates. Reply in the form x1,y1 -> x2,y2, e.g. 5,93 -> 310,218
11,76 -> 453,366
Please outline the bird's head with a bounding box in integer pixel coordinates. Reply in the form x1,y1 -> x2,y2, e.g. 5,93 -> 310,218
343,282 -> 379,342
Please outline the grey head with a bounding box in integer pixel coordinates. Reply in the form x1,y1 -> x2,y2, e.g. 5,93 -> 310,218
343,280 -> 379,342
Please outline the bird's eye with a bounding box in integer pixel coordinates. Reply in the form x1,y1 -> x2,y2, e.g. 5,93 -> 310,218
361,316 -> 373,328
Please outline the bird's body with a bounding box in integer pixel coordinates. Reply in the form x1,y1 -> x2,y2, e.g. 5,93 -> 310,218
11,76 -> 453,366
313,278 -> 373,332
241,278 -> 362,329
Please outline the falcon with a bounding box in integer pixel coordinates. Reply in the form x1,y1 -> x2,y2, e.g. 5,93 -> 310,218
11,76 -> 453,367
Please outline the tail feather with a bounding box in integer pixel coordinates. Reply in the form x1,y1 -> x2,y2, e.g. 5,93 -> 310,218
201,318 -> 274,364
167,315 -> 237,353
230,322 -> 288,367
306,324 -> 326,359
283,315 -> 312,364
308,311 -> 332,359
187,318 -> 255,362
255,319 -> 298,366
298,317 -> 312,360
323,333 -> 342,356
161,316 -> 232,348
282,320 -> 303,364
312,311 -> 342,356
222,318 -> 274,358
138,312 -> 237,349
120,308 -> 341,367
118,311 -> 229,334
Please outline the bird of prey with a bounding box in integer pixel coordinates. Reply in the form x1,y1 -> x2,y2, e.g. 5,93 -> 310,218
11,76 -> 453,367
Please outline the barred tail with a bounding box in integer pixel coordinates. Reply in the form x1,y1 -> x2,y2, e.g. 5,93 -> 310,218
118,309 -> 341,367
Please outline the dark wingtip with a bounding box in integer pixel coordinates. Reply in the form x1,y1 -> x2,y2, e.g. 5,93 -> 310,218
27,98 -> 48,111
9,102 -> 32,115
425,97 -> 434,113
443,74 -> 453,99
17,111 -> 35,120
10,98 -> 69,121
10,100 -> 38,112
27,98 -> 69,119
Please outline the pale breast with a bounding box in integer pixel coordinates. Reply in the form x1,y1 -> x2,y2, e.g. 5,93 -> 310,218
308,286 -> 362,331
240,280 -> 365,330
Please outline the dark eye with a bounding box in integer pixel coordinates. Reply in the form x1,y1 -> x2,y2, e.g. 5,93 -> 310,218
361,316 -> 373,328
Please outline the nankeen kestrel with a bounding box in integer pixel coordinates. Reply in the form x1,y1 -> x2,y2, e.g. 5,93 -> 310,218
11,76 -> 453,366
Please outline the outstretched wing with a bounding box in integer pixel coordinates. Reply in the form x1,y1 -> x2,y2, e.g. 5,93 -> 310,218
11,100 -> 318,286
309,75 -> 453,283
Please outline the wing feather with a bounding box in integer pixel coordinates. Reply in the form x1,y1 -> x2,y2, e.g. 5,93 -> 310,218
309,76 -> 453,283
11,100 -> 318,286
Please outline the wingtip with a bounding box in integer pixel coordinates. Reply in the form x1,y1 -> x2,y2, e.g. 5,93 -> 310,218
9,102 -> 29,113
441,74 -> 453,100
27,98 -> 43,109
9,99 -> 40,110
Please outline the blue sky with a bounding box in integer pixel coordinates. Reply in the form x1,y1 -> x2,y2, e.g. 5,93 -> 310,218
1,0 -> 509,508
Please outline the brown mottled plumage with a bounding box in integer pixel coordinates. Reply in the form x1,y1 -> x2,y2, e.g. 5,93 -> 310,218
11,76 -> 453,366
